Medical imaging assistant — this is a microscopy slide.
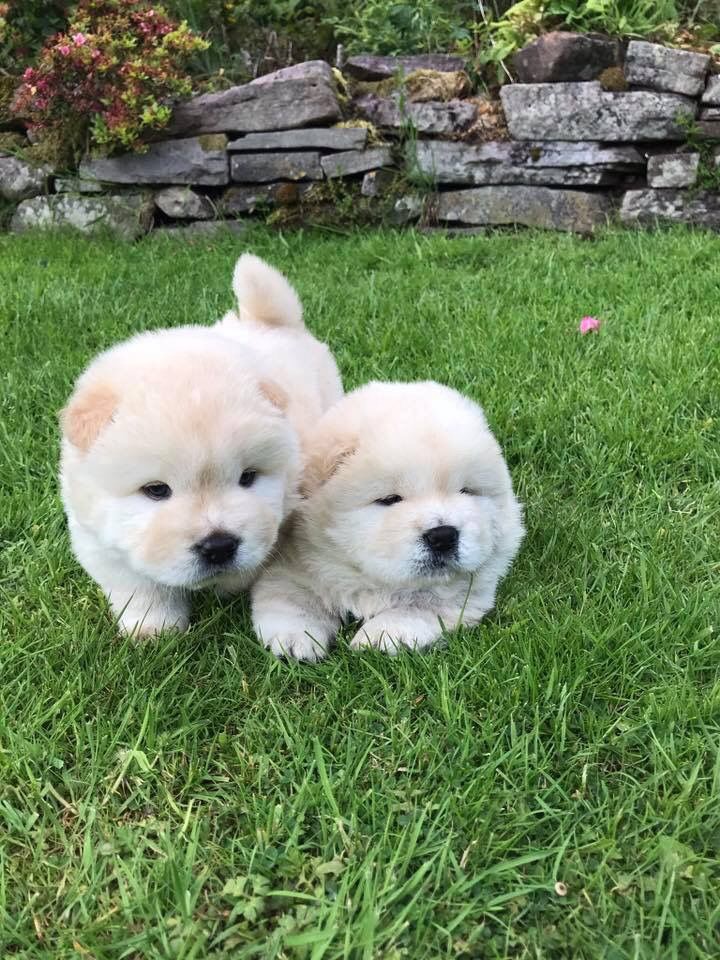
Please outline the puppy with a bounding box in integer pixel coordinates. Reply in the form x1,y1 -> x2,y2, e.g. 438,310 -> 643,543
60,254 -> 342,637
252,381 -> 524,660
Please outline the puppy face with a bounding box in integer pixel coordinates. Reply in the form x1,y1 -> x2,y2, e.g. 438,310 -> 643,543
303,382 -> 519,588
61,329 -> 299,589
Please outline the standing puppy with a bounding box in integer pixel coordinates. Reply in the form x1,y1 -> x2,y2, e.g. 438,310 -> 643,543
60,255 -> 342,637
252,381 -> 524,661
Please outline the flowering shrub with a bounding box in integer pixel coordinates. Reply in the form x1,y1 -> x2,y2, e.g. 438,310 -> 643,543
12,0 -> 208,155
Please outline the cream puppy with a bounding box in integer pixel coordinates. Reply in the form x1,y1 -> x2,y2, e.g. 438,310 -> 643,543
60,255 -> 342,637
252,381 -> 524,661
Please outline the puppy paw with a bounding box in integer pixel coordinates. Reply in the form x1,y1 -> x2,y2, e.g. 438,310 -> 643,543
264,632 -> 328,663
118,611 -> 190,640
350,615 -> 440,655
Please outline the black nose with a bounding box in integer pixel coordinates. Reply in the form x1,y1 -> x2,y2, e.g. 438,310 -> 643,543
194,532 -> 239,566
423,524 -> 459,555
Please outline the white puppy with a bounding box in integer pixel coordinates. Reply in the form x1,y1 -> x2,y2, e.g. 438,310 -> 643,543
252,381 -> 525,661
60,255 -> 342,637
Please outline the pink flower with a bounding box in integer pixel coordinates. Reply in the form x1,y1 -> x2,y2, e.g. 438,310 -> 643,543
58,44 -> 71,56
579,316 -> 601,335
72,32 -> 87,46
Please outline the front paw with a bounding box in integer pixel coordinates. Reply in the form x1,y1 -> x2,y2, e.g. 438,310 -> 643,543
118,610 -> 190,640
350,616 -> 440,655
264,631 -> 328,663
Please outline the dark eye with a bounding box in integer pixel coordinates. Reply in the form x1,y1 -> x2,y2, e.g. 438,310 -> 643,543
141,482 -> 172,501
374,494 -> 403,506
460,487 -> 477,496
239,469 -> 257,488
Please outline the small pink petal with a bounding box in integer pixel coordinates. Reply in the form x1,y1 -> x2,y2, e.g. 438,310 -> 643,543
73,32 -> 87,45
579,316 -> 601,335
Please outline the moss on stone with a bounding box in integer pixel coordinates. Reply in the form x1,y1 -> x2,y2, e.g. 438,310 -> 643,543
198,133 -> 228,151
599,66 -> 629,92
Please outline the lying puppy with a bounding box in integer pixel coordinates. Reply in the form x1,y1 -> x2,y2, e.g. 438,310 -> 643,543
252,381 -> 524,660
60,254 -> 342,637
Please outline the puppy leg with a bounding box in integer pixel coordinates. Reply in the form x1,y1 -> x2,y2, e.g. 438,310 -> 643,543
252,576 -> 338,663
111,583 -> 190,639
351,607 -> 448,654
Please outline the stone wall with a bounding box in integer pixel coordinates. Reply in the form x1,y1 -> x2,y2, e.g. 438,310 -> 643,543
3,38 -> 720,239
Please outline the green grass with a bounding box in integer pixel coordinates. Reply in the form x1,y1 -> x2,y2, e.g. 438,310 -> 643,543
1,224 -> 719,959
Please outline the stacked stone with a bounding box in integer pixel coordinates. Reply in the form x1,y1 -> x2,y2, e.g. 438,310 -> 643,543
3,37 -> 720,237
9,61 -> 394,239
397,36 -> 716,233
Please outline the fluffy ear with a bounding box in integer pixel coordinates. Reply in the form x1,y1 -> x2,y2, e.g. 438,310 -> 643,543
60,381 -> 118,451
259,379 -> 289,411
301,434 -> 357,496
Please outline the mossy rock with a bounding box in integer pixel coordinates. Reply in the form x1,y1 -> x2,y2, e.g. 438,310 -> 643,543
599,66 -> 629,92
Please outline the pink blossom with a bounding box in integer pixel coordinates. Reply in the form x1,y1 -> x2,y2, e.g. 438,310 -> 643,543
58,44 -> 71,56
72,32 -> 87,46
579,316 -> 601,335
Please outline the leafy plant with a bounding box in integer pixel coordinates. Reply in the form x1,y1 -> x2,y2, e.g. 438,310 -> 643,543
12,0 -> 207,155
0,0 -> 72,71
477,0 -> 681,80
326,0 -> 476,55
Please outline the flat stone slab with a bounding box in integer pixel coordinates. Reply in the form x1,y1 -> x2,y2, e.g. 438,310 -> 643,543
500,82 -> 696,141
414,140 -> 643,187
625,40 -> 709,97
79,136 -> 229,186
513,31 -> 620,83
345,53 -> 464,80
228,127 -> 367,151
700,107 -> 720,120
354,93 -> 476,135
0,154 -> 50,201
250,60 -> 334,85
154,186 -> 215,219
435,185 -> 612,234
321,147 -> 393,178
167,77 -> 340,136
621,189 -> 720,229
697,120 -> 720,138
221,182 -> 314,214
646,153 -> 699,188
11,194 -> 153,240
54,177 -> 105,194
230,152 -> 323,182
702,76 -> 720,106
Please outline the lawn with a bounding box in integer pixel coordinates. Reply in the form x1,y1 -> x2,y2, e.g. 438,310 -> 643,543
1,224 -> 719,959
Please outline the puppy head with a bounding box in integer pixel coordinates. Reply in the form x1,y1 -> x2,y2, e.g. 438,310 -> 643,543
60,327 -> 299,589
303,382 -> 523,587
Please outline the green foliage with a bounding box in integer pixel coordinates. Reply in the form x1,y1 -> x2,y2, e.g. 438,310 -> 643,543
326,0 -> 477,55
477,0 -> 681,79
676,112 -> 720,191
0,0 -> 72,71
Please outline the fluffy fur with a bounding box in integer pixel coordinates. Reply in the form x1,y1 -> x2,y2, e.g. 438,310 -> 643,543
60,254 -> 342,637
252,381 -> 524,660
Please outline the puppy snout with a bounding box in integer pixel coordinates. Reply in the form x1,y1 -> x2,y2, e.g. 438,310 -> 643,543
422,524 -> 459,555
194,531 -> 239,566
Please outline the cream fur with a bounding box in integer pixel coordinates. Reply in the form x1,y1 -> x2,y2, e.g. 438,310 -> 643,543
60,254 -> 342,637
252,381 -> 524,660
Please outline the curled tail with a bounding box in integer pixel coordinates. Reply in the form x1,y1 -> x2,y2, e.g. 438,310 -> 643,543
231,254 -> 304,330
